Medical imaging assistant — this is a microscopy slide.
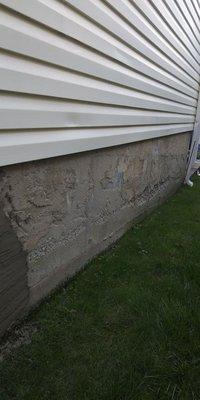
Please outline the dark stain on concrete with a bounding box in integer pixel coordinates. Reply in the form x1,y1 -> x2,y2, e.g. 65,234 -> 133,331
0,204 -> 29,338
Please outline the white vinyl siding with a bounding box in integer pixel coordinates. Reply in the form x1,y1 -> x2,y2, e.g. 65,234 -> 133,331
0,0 -> 199,166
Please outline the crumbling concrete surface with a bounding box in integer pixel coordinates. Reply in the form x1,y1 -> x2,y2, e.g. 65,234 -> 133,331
0,133 -> 190,314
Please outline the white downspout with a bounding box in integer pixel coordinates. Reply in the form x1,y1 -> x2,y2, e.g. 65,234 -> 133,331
185,86 -> 200,186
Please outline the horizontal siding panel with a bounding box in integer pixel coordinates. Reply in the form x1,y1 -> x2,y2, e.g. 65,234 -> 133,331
175,0 -> 200,45
186,0 -> 200,33
0,109 -> 194,130
0,95 -> 195,130
72,0 -> 200,71
126,2 -> 200,67
147,0 -> 200,63
0,0 -> 199,166
0,124 -> 193,166
0,18 -> 198,99
0,68 -> 196,114
165,0 -> 200,52
0,1 -> 198,89
191,0 -> 200,22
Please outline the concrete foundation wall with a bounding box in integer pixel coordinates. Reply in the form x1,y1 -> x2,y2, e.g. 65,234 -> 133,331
0,132 -> 190,333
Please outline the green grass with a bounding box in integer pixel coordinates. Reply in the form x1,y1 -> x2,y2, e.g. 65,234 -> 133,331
1,177 -> 200,400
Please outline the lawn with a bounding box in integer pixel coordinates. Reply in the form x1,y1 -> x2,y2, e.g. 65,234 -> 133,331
0,177 -> 200,400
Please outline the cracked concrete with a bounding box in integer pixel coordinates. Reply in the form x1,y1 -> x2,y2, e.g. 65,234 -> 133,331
0,132 -> 190,311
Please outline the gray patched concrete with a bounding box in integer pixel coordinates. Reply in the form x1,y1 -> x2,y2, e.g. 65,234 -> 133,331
0,132 -> 190,316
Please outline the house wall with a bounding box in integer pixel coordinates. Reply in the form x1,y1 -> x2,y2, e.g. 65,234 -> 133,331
0,0 -> 199,166
0,132 -> 190,320
0,0 -> 199,335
